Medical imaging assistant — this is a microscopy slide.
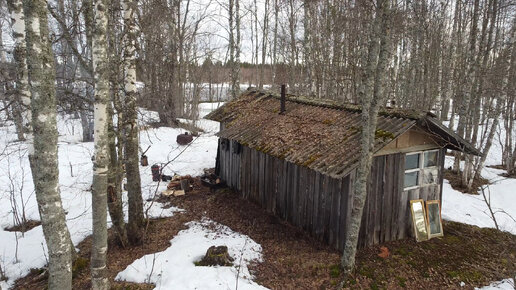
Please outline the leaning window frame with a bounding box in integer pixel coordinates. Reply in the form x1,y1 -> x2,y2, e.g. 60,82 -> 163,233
404,149 -> 439,191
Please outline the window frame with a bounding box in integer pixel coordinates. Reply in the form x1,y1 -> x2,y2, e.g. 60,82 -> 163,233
404,149 -> 439,191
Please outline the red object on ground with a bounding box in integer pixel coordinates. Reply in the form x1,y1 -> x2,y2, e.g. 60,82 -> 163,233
378,246 -> 390,259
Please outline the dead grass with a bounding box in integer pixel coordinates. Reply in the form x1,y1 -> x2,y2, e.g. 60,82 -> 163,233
4,220 -> 41,233
487,164 -> 516,178
13,178 -> 516,289
444,169 -> 490,194
145,119 -> 204,135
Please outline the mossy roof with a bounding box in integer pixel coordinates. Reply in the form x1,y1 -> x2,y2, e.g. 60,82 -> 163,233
206,89 -> 481,178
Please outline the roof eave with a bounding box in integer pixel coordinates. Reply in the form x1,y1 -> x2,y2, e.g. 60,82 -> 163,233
417,116 -> 483,156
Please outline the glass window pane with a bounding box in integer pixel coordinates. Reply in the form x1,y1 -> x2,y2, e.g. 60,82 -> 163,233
427,203 -> 442,235
405,154 -> 420,170
424,151 -> 438,167
422,168 -> 438,184
404,171 -> 419,188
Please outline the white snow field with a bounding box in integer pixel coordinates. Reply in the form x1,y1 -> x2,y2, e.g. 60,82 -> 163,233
0,102 -> 514,289
115,218 -> 266,290
0,103 -> 222,289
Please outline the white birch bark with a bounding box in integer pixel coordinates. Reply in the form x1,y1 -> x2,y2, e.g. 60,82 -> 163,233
469,14 -> 516,187
228,0 -> 240,99
91,0 -> 110,288
24,0 -> 73,288
7,0 -> 32,146
123,0 -> 145,245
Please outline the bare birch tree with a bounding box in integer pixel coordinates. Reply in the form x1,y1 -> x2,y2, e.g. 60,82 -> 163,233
123,0 -> 145,245
341,0 -> 392,278
229,0 -> 241,99
24,0 -> 73,288
7,0 -> 31,143
91,0 -> 110,287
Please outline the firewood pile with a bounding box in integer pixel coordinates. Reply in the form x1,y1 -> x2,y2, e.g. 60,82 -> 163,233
161,175 -> 194,197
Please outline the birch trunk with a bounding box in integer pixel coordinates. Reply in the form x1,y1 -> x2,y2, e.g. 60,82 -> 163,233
123,0 -> 145,245
470,14 -> 516,185
272,0 -> 278,86
105,0 -> 128,248
228,0 -> 240,99
91,0 -> 110,287
24,0 -> 72,288
259,0 -> 269,90
7,0 -> 31,144
341,0 -> 392,277
288,0 -> 297,92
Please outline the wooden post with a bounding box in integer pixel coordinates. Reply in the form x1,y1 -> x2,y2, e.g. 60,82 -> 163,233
280,84 -> 286,114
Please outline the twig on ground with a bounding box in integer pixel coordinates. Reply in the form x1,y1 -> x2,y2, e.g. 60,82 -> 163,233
146,253 -> 157,284
480,184 -> 499,230
235,238 -> 248,290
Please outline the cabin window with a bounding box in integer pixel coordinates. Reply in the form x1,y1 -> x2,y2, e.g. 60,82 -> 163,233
404,150 -> 439,190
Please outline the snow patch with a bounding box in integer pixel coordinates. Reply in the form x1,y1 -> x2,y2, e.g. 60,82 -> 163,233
116,218 -> 267,290
0,103 -> 221,288
476,278 -> 515,290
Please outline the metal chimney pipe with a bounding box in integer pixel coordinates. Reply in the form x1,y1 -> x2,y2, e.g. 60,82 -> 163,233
280,84 -> 286,114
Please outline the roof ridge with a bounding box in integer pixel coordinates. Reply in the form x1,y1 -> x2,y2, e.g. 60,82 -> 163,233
247,88 -> 428,120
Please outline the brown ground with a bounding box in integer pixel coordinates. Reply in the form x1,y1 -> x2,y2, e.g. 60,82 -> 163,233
4,220 -> 41,232
14,178 -> 516,289
487,164 -> 516,178
444,169 -> 490,194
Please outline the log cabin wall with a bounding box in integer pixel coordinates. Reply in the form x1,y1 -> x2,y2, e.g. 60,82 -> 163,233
216,137 -> 446,250
357,148 -> 445,248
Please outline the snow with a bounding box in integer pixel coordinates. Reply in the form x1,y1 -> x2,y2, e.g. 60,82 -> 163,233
0,101 -> 514,289
0,103 -> 223,289
442,160 -> 516,235
116,218 -> 266,290
476,279 -> 515,290
441,125 -> 516,235
440,119 -> 516,289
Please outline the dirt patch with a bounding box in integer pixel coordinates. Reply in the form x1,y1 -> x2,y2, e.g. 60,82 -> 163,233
347,222 -> 516,289
14,214 -> 193,289
487,164 -> 516,178
13,177 -> 516,289
444,169 -> 490,194
145,120 -> 204,135
4,220 -> 41,233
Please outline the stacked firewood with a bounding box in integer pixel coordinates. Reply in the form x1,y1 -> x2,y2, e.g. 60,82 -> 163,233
161,175 -> 194,197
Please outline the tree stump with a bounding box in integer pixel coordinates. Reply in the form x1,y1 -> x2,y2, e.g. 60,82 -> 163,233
195,246 -> 234,266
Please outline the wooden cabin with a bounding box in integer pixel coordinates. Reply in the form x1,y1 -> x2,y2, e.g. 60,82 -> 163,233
206,89 -> 481,250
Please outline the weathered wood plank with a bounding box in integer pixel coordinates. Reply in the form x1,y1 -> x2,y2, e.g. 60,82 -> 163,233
374,156 -> 384,245
345,170 -> 355,248
298,167 -> 306,229
305,169 -> 314,232
329,177 -> 341,248
313,172 -> 321,238
382,154 -> 393,243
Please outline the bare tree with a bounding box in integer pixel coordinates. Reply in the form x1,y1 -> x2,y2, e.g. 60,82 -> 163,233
341,0 -> 393,278
228,0 -> 241,99
7,0 -> 31,143
124,0 -> 145,245
24,0 -> 73,288
90,0 -> 111,287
